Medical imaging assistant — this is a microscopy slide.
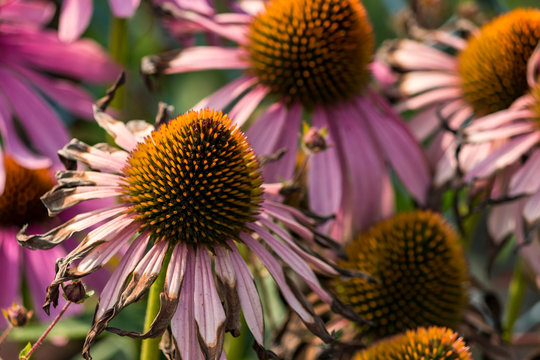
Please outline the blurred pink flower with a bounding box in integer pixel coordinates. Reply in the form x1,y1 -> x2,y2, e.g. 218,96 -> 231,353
383,8 -> 540,188
143,0 -> 430,239
0,0 -> 120,192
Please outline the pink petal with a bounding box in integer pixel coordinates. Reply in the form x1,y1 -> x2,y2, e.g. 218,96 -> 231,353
193,249 -> 226,358
0,228 -> 20,310
172,251 -> 205,360
214,246 -> 235,286
0,0 -> 55,24
58,0 -> 93,42
308,107 -> 342,219
465,133 -> 540,181
97,234 -> 149,317
466,122 -> 536,143
165,244 -> 188,296
109,0 -> 140,17
523,190 -> 540,225
238,234 -> 313,323
261,102 -> 302,183
93,106 -> 138,151
229,85 -> 269,127
0,68 -> 69,160
510,149 -> 540,196
193,76 -> 257,111
229,245 -> 264,344
488,203 -> 520,244
399,71 -> 460,96
396,87 -> 462,112
174,0 -> 215,15
247,102 -> 288,157
390,40 -> 458,71
466,108 -> 534,133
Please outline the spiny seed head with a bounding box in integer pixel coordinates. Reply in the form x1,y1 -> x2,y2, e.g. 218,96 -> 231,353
334,210 -> 469,339
247,0 -> 374,107
458,9 -> 540,116
354,326 -> 472,360
121,109 -> 263,247
0,156 -> 54,227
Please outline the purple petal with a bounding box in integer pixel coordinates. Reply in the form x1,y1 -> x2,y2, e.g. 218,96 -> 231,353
0,0 -> 55,25
165,244 -> 188,296
0,228 -> 21,310
109,0 -> 140,17
193,76 -> 257,111
58,0 -> 93,42
229,85 -> 268,127
524,190 -> 540,225
510,149 -> 540,196
247,101 -> 288,157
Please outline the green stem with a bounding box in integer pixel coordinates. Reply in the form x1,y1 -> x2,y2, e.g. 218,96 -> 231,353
108,17 -> 129,110
140,249 -> 172,360
503,259 -> 526,343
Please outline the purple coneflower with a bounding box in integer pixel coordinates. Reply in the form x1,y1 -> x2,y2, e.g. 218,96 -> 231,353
382,8 -> 540,187
19,107 -> 355,359
460,46 -> 540,276
58,0 -> 215,42
142,0 -> 430,238
0,0 -> 119,190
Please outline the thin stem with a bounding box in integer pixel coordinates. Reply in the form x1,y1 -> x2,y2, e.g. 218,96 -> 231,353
108,17 -> 128,110
140,249 -> 172,360
22,301 -> 71,359
503,260 -> 526,343
0,324 -> 12,345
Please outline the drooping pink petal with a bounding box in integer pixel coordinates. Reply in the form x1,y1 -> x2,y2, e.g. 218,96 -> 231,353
109,0 -> 140,18
0,68 -> 69,160
261,102 -> 302,183
58,139 -> 128,174
228,245 -> 264,345
465,133 -> 540,181
58,0 -> 93,42
229,85 -> 269,127
10,63 -> 94,118
396,87 -> 462,112
174,0 -> 215,16
308,107 -> 342,220
399,71 -> 460,95
214,246 -> 235,286
247,101 -> 288,157
390,40 -> 458,71
97,234 -> 149,317
171,251 -> 205,360
193,249 -> 226,359
238,234 -> 313,323
465,108 -> 534,133
248,223 -> 331,303
523,190 -> 540,225
193,75 -> 257,111
0,0 -> 55,24
465,122 -> 535,143
0,228 -> 20,310
93,106 -> 138,151
509,149 -> 540,196
488,203 -> 520,244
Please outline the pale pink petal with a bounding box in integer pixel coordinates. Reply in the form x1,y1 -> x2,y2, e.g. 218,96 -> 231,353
228,245 -> 264,345
262,203 -> 315,244
172,251 -> 205,360
58,139 -> 128,174
214,246 -> 235,285
396,87 -> 462,112
488,203 -> 520,244
248,223 -> 331,303
237,234 -> 313,323
93,106 -> 138,151
399,71 -> 460,95
0,68 -> 69,160
523,190 -> 540,225
97,234 -> 149,317
458,142 -> 493,174
465,133 -> 540,181
465,122 -> 535,143
369,60 -> 397,92
214,13 -> 254,25
247,102 -> 288,158
0,0 -> 55,25
510,149 -> 540,196
466,108 -> 534,133
174,0 -> 214,15
0,228 -> 20,310
390,40 -> 458,71
408,105 -> 441,140
193,249 -> 226,358
58,0 -> 93,42
308,107 -> 342,219
166,243 -> 188,296
193,76 -> 257,111
261,102 -> 302,183
109,0 -> 140,17
229,85 -> 269,127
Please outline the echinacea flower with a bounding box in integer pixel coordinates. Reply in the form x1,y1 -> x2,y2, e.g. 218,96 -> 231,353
58,0 -> 215,43
142,0 -> 430,239
0,0 -> 119,191
354,326 -> 472,360
382,8 -> 540,187
0,156 -> 76,324
333,210 -> 468,339
19,107 -> 357,359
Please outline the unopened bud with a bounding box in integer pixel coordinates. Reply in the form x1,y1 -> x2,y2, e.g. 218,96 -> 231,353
62,281 -> 86,303
302,126 -> 328,154
2,303 -> 32,327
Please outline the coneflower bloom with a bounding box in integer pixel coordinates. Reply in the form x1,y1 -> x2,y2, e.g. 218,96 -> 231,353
19,107 -> 355,359
333,210 -> 468,339
354,326 -> 472,360
382,8 -> 540,187
142,0 -> 430,238
58,0 -> 215,42
460,46 -> 540,268
0,0 -> 119,190
0,156 -> 76,324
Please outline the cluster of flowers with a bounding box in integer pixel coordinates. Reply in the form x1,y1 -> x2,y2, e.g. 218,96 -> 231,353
1,0 -> 539,359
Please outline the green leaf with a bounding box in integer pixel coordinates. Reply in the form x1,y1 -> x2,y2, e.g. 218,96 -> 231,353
18,342 -> 32,360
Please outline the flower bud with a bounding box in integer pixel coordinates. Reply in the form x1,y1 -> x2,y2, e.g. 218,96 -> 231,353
2,303 -> 32,327
63,281 -> 87,303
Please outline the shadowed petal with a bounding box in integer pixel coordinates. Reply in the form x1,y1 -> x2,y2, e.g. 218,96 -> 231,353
59,0 -> 93,42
